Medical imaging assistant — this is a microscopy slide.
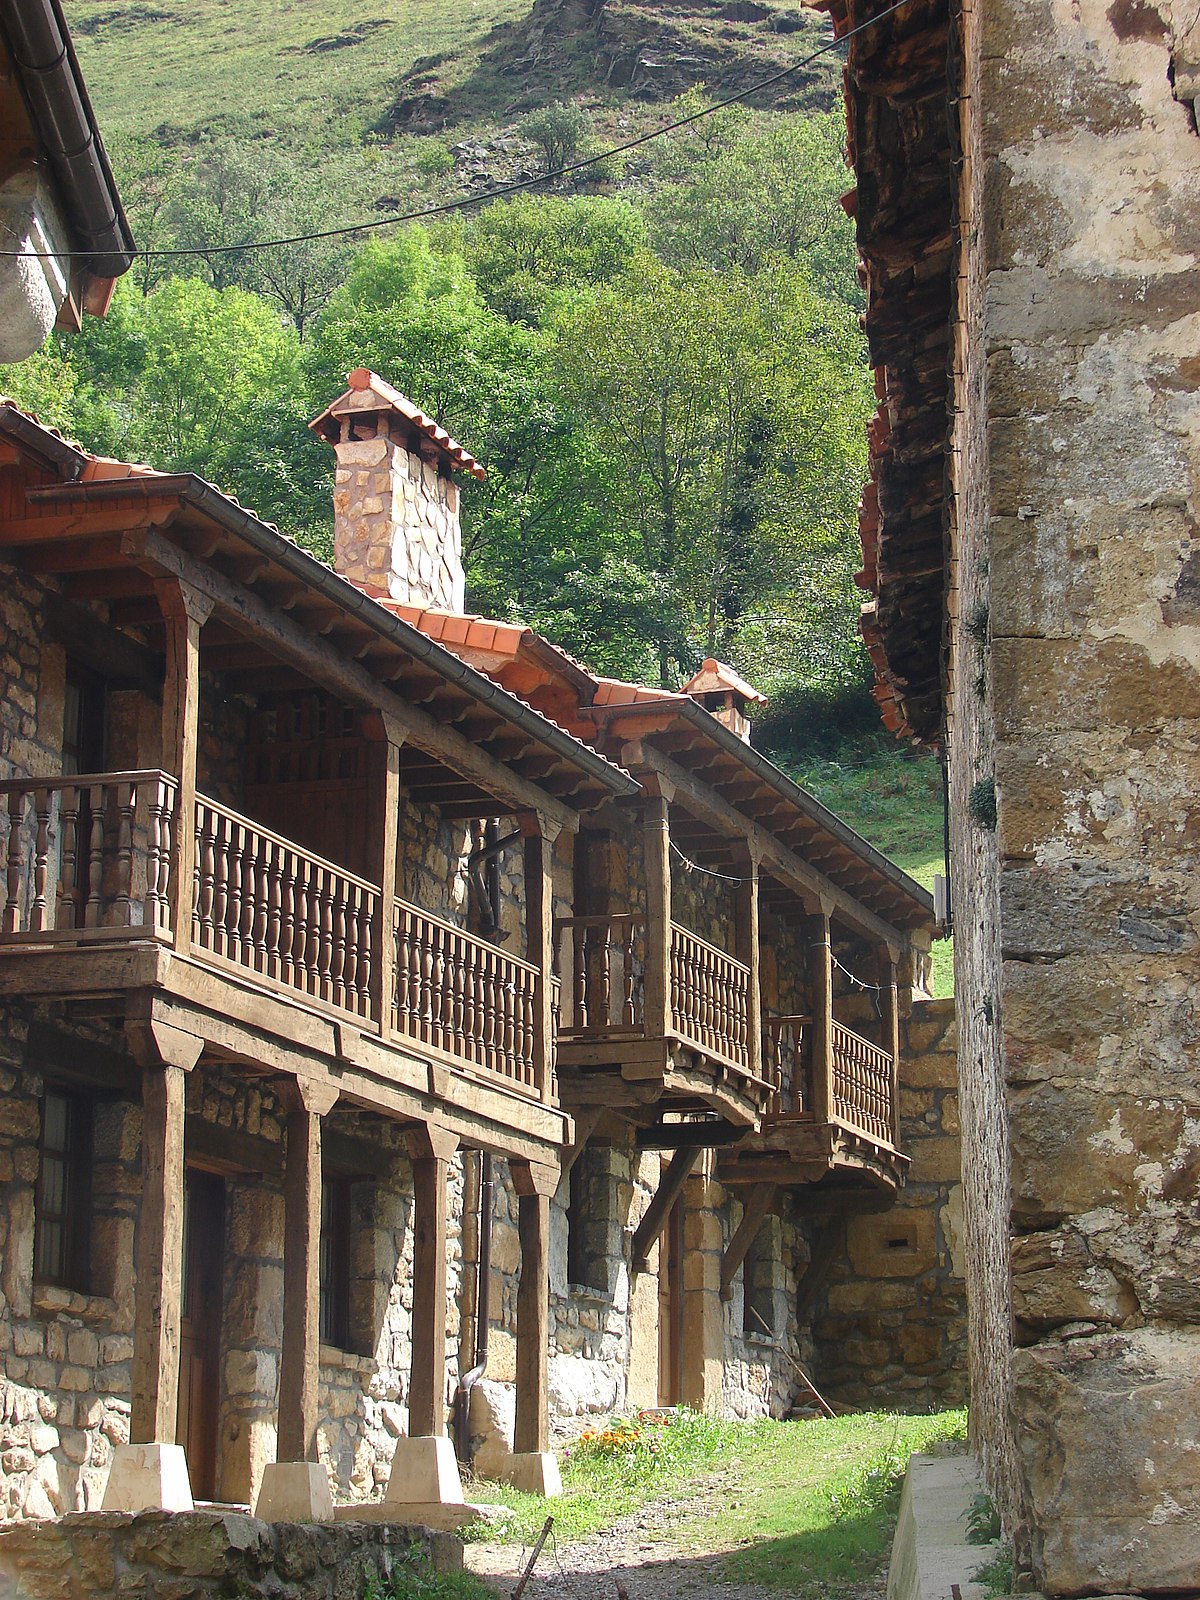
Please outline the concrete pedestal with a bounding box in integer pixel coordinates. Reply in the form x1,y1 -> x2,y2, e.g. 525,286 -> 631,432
101,1443 -> 194,1513
383,1436 -> 465,1508
254,1460 -> 335,1523
504,1451 -> 562,1498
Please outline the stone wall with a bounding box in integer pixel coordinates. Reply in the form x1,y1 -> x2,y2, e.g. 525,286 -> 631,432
0,1509 -> 461,1600
955,0 -> 1200,1587
809,998 -> 966,1410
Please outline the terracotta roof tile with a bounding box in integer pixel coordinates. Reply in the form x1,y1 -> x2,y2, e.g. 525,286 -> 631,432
309,369 -> 486,480
682,658 -> 767,706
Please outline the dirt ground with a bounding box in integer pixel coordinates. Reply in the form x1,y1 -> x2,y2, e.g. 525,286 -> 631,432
464,1479 -> 890,1600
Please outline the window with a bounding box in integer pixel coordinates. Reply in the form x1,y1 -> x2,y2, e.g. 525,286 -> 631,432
566,1146 -> 611,1295
35,1089 -> 93,1292
319,1175 -> 352,1350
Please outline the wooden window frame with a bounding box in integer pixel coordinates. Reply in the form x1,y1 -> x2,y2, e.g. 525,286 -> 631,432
35,1087 -> 93,1294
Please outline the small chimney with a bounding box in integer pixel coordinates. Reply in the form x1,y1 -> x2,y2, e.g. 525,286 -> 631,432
310,368 -> 485,611
682,659 -> 767,743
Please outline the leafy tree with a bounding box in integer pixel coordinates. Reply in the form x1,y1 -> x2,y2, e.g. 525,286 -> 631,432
519,101 -> 592,177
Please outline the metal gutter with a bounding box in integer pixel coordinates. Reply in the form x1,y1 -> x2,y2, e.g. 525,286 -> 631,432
0,0 -> 135,283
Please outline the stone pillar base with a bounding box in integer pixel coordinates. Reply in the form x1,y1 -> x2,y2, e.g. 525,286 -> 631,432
254,1460 -> 335,1523
383,1436 -> 465,1508
503,1451 -> 562,1498
101,1443 -> 194,1513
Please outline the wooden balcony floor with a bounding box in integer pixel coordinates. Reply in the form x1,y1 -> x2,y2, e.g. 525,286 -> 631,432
717,1110 -> 908,1193
556,1029 -> 771,1128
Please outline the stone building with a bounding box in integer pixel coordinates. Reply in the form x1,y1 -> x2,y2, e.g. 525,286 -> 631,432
827,0 -> 1200,1589
0,371 -> 957,1529
0,0 -> 133,360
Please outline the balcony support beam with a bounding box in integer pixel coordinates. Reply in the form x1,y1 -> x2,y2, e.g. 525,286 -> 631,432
276,1077 -> 338,1465
154,578 -> 212,955
630,1144 -> 700,1273
519,813 -> 562,1104
364,713 -> 405,1030
731,843 -> 762,1084
642,791 -> 673,1039
885,955 -> 901,1147
512,1158 -> 558,1457
408,1124 -> 459,1437
806,911 -> 834,1125
719,1182 -> 778,1302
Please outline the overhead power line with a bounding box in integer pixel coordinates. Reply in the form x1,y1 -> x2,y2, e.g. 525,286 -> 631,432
2,0 -> 914,263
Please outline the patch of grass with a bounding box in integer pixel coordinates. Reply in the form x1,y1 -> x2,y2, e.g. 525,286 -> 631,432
363,1542 -> 496,1600
469,1407 -> 968,1599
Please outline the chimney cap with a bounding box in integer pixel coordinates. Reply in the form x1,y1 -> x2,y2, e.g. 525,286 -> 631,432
309,368 -> 486,481
682,658 -> 767,706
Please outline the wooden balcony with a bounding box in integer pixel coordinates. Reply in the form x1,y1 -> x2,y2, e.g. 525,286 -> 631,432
0,772 -> 551,1112
554,912 -> 770,1128
719,1014 -> 908,1194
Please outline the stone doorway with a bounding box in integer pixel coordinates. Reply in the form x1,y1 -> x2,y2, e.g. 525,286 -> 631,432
657,1195 -> 684,1406
177,1167 -> 225,1501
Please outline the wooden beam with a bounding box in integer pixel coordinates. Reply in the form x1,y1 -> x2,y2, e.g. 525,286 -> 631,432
733,844 -> 762,1086
807,911 -> 834,1126
520,815 -> 560,1104
720,1183 -> 778,1301
408,1124 -> 457,1436
277,1080 -> 334,1462
634,1118 -> 744,1149
129,1062 -> 188,1445
155,578 -> 212,957
642,794 -> 672,1039
511,1158 -> 557,1456
124,528 -> 580,834
624,743 -> 909,949
630,1145 -> 700,1272
885,957 -> 901,1147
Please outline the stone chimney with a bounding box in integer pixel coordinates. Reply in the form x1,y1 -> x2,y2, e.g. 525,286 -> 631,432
310,368 -> 485,611
682,659 -> 767,743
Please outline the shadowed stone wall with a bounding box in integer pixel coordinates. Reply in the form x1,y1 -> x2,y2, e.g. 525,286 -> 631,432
808,998 -> 966,1410
950,0 -> 1200,1587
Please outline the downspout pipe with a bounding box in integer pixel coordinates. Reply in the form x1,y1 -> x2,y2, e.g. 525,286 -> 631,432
454,1151 -> 493,1464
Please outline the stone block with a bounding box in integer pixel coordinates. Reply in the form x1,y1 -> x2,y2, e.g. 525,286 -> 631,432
467,1379 -> 515,1480
101,1443 -> 194,1513
382,1435 -> 464,1507
254,1460 -> 335,1523
503,1451 -> 562,1498
1013,1329 -> 1200,1592
847,1209 -> 937,1279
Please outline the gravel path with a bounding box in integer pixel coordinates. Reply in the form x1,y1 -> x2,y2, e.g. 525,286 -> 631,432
464,1479 -> 889,1600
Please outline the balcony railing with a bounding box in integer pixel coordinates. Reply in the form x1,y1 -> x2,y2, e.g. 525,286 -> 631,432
762,1014 -> 809,1117
393,901 -> 543,1092
669,923 -> 750,1076
0,774 -> 547,1098
193,796 -> 377,1019
556,912 -> 753,1079
0,771 -> 176,940
831,1019 -> 895,1146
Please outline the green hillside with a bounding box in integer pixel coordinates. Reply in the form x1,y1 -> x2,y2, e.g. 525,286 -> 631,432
66,0 -> 839,151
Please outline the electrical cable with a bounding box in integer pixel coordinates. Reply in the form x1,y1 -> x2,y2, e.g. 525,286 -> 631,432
0,0 -> 916,263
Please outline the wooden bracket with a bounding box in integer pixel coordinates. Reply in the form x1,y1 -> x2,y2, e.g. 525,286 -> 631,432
719,1183 -> 778,1302
630,1145 -> 701,1273
511,1156 -> 560,1198
278,1075 -> 341,1117
407,1122 -> 460,1163
124,1015 -> 203,1073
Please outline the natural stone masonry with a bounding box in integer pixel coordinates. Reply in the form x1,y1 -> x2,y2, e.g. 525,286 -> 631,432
810,999 -> 966,1409
948,0 -> 1200,1586
0,1509 -> 461,1600
331,438 -> 464,612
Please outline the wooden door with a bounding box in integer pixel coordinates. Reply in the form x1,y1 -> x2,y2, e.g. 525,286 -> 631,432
177,1168 -> 225,1501
657,1194 -> 684,1407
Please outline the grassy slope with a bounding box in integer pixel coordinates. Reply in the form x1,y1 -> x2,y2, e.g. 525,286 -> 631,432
468,1409 -> 968,1595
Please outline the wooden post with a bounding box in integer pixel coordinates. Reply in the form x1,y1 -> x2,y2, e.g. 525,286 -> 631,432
512,1159 -> 557,1455
277,1077 -> 339,1463
732,843 -> 762,1084
807,908 -> 834,1125
520,813 -> 561,1103
719,1183 -> 778,1302
408,1125 -> 457,1436
642,789 -> 673,1040
364,713 -> 404,1033
125,1016 -> 203,1446
154,579 -> 213,955
885,948 -> 901,1148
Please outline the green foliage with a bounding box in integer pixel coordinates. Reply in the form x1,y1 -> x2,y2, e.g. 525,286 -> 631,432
974,1545 -> 1015,1598
519,100 -> 593,175
966,1489 -> 1002,1544
361,1542 -> 495,1600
